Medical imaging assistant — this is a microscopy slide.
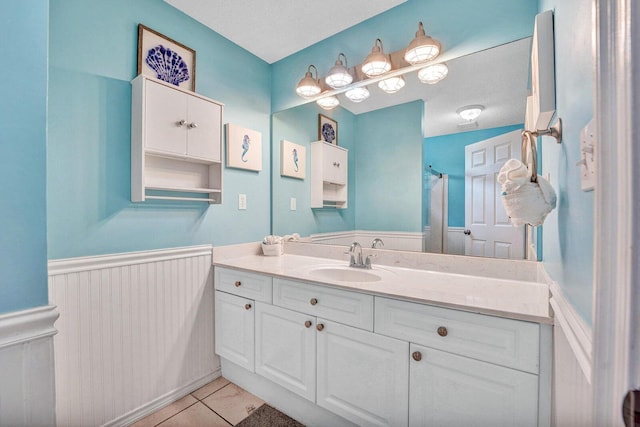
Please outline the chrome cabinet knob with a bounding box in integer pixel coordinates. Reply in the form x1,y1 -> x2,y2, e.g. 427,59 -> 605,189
464,229 -> 471,235
412,351 -> 422,362
316,323 -> 324,331
176,119 -> 186,127
244,303 -> 252,310
188,122 -> 198,129
437,326 -> 448,337
304,320 -> 312,328
234,281 -> 241,287
310,298 -> 318,306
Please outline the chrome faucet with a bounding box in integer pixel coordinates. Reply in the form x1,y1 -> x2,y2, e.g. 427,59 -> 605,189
371,238 -> 384,249
349,241 -> 373,269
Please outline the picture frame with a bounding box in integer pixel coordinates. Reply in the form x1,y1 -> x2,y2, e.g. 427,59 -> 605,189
225,123 -> 262,171
280,140 -> 306,179
318,114 -> 338,145
137,24 -> 196,91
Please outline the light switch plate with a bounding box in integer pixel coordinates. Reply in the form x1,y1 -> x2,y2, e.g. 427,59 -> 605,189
290,197 -> 297,211
238,194 -> 247,210
579,120 -> 596,191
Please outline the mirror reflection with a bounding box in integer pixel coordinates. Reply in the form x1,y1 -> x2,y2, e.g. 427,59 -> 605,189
272,38 -> 532,259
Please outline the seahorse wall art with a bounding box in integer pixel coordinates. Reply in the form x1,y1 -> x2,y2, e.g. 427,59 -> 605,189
225,123 -> 262,171
280,140 -> 306,179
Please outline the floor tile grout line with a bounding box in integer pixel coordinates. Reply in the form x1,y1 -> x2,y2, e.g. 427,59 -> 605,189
192,381 -> 233,402
200,397 -> 237,426
152,400 -> 200,427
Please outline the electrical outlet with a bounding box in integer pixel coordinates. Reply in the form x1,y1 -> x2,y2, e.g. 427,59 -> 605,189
290,197 -> 297,211
238,194 -> 247,210
579,120 -> 596,191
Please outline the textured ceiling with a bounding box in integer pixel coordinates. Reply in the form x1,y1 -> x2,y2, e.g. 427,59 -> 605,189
164,0 -> 406,64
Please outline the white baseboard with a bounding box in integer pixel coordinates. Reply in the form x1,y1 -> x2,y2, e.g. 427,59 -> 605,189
0,305 -> 58,427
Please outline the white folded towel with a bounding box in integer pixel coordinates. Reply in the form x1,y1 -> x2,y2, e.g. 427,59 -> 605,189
262,235 -> 283,245
497,159 -> 531,192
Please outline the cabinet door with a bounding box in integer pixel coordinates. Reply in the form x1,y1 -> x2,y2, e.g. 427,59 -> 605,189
409,343 -> 538,427
186,95 -> 222,161
255,303 -> 316,401
144,79 -> 188,155
214,291 -> 255,371
317,319 -> 409,427
322,144 -> 347,185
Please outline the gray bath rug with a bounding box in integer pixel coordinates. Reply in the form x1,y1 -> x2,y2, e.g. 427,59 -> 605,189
235,404 -> 305,427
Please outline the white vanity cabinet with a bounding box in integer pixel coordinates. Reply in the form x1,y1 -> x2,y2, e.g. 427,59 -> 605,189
214,291 -> 255,371
131,75 -> 224,203
310,141 -> 348,208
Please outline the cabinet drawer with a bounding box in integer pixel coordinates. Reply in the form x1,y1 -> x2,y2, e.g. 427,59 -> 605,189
273,278 -> 373,331
375,297 -> 540,374
215,267 -> 272,303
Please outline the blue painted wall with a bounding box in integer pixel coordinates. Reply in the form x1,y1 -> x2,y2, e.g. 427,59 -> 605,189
0,0 -> 49,315
355,101 -> 423,232
271,0 -> 538,113
424,124 -> 523,227
271,104 -> 357,236
538,0 -> 595,324
48,0 -> 272,259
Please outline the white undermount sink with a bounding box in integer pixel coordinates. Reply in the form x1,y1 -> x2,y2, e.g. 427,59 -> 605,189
306,265 -> 390,283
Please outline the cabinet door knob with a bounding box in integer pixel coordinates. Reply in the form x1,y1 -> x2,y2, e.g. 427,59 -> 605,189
463,229 -> 471,235
304,320 -> 312,328
188,122 -> 198,129
316,323 -> 324,331
437,326 -> 448,337
244,303 -> 252,310
333,162 -> 340,167
176,119 -> 186,127
234,281 -> 241,287
310,298 -> 318,306
412,351 -> 422,362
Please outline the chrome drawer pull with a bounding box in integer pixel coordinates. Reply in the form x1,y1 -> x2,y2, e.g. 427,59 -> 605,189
437,326 -> 448,337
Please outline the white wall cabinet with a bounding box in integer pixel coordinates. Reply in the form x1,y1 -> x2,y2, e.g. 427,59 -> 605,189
131,75 -> 224,203
214,267 -> 549,427
310,141 -> 348,208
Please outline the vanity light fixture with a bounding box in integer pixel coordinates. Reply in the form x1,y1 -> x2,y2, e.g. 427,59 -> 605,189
418,63 -> 449,84
361,38 -> 391,77
316,95 -> 340,110
296,64 -> 321,98
457,105 -> 484,121
404,22 -> 441,64
325,53 -> 353,89
378,75 -> 406,94
345,86 -> 370,103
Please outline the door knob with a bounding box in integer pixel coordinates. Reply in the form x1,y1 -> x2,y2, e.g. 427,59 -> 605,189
310,298 -> 318,306
623,389 -> 640,426
244,303 -> 252,310
464,229 -> 471,235
304,320 -> 312,328
316,323 -> 324,331
412,351 -> 422,361
437,326 -> 448,337
234,281 -> 242,287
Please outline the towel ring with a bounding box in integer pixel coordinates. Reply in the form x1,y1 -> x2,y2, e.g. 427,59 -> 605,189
521,130 -> 538,183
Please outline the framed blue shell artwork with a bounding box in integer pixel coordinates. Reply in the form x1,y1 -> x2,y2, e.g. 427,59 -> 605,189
137,24 -> 196,91
318,114 -> 338,145
226,123 -> 263,171
280,140 -> 306,179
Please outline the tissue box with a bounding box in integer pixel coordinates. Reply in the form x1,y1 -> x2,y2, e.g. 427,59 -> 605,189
261,242 -> 283,256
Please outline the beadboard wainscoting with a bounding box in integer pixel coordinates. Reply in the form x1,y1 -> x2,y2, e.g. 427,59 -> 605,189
422,226 -> 466,255
543,267 -> 593,426
48,246 -> 219,427
0,305 -> 58,427
311,230 -> 424,252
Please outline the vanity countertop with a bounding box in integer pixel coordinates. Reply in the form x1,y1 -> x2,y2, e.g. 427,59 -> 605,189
213,251 -> 552,324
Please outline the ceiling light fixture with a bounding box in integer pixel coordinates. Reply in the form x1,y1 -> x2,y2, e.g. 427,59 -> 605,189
296,64 -> 321,98
457,105 -> 484,121
404,22 -> 441,64
316,96 -> 340,110
345,86 -> 370,103
378,76 -> 406,94
417,63 -> 449,84
325,53 -> 353,89
361,38 -> 391,77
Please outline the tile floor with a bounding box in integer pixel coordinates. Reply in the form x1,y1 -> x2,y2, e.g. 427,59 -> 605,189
131,377 -> 265,427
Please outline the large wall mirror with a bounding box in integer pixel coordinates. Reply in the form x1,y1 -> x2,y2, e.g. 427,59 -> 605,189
271,37 -> 533,260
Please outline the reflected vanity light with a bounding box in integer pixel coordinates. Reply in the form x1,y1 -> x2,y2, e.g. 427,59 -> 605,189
296,64 -> 321,98
378,76 -> 406,94
361,38 -> 391,77
404,22 -> 441,64
316,95 -> 340,110
418,63 -> 449,84
325,53 -> 353,89
457,105 -> 484,121
345,86 -> 370,103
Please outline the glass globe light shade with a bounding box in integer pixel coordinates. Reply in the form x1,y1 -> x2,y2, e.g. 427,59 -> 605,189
296,65 -> 321,98
316,96 -> 340,110
361,38 -> 391,77
378,76 -> 406,94
457,105 -> 484,121
345,86 -> 370,103
325,53 -> 353,89
404,22 -> 441,64
417,63 -> 449,84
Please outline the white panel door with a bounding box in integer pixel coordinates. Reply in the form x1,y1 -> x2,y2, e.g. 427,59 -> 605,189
409,344 -> 538,427
214,291 -> 254,371
186,95 -> 222,161
464,130 -> 524,258
316,319 -> 409,427
254,303 -> 316,401
144,79 -> 188,155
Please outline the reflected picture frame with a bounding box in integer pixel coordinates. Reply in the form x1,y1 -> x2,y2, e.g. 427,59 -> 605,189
280,140 -> 306,179
137,24 -> 196,91
318,114 -> 338,145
